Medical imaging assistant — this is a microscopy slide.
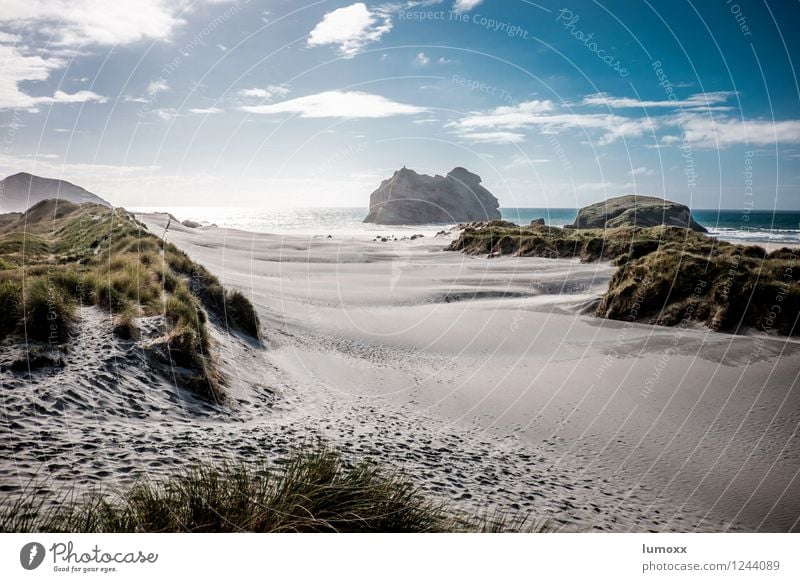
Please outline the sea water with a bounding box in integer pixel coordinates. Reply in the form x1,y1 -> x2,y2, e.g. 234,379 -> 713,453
130,206 -> 800,245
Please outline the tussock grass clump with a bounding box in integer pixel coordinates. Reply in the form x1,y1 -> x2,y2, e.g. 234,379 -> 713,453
49,269 -> 97,304
94,280 -> 131,312
0,447 -> 466,533
0,280 -> 22,337
450,222 -> 800,336
112,305 -> 139,340
164,245 -> 194,274
226,289 -> 260,336
0,232 -> 50,257
597,247 -> 800,335
0,200 -> 263,399
186,262 -> 260,337
23,278 -> 76,342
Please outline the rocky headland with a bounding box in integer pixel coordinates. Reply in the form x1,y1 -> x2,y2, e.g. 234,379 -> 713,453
363,167 -> 501,225
449,196 -> 799,335
567,194 -> 708,232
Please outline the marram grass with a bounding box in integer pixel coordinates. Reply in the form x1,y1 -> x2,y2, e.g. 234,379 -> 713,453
0,446 -> 547,533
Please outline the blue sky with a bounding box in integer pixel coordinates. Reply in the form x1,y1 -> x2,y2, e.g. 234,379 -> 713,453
0,0 -> 798,209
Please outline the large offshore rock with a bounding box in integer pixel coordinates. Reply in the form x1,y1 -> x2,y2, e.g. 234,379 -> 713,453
568,195 -> 707,232
363,167 -> 501,225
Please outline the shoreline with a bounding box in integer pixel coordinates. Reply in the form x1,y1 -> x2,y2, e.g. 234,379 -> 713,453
135,208 -> 800,251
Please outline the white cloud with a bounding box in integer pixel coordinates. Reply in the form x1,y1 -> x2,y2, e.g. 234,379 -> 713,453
458,131 -> 526,144
307,3 -> 392,58
147,79 -> 169,97
0,44 -> 63,109
238,85 -> 290,101
438,57 -> 454,64
0,1 -> 188,109
671,114 -> 800,148
414,52 -> 430,66
448,100 -> 657,145
454,100 -> 555,128
453,0 -> 483,12
240,90 -> 427,119
630,166 -> 654,177
582,91 -> 736,109
188,107 -> 223,114
0,43 -> 108,109
0,0 -> 186,46
505,153 -> 551,169
51,90 -> 107,104
154,108 -> 181,121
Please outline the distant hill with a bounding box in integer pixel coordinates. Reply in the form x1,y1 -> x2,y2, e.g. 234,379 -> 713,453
0,172 -> 110,213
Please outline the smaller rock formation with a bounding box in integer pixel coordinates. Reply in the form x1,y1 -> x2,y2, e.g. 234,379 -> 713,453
530,218 -> 546,226
363,167 -> 501,225
568,195 -> 707,232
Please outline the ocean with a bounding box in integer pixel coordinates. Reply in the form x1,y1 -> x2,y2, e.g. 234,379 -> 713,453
130,206 -> 800,246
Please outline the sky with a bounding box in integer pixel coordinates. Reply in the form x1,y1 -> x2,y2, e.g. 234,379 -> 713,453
0,0 -> 799,210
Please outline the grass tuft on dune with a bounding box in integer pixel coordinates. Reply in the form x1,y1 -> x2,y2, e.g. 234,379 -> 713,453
0,199 -> 261,400
0,445 -> 545,533
450,222 -> 800,335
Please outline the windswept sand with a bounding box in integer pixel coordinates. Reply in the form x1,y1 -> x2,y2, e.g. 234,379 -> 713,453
3,215 -> 799,532
138,216 -> 800,531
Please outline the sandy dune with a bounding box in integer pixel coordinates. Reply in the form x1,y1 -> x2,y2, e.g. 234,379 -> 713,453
3,214 -> 798,532
134,216 -> 800,532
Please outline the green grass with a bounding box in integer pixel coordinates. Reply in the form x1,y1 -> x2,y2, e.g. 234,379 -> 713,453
450,222 -> 800,336
23,277 -> 76,342
0,280 -> 22,337
112,304 -> 139,340
596,246 -> 800,334
0,199 -> 262,400
225,289 -> 260,336
0,446 -> 487,533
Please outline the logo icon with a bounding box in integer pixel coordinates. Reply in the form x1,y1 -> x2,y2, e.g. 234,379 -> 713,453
20,542 -> 46,570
